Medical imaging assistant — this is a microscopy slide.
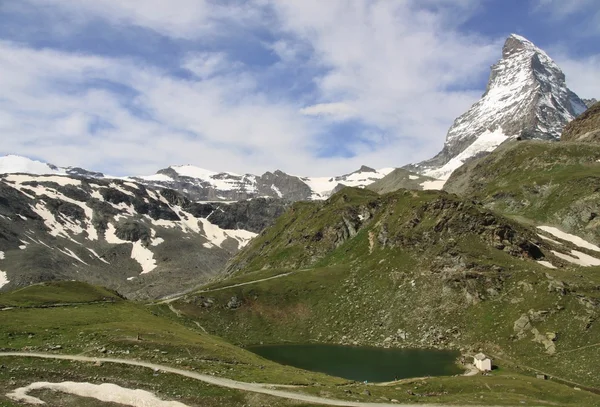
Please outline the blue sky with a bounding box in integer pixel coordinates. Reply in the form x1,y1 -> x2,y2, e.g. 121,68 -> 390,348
0,0 -> 598,176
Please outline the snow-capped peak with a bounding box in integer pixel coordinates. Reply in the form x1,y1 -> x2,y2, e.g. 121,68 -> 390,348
408,34 -> 587,180
0,155 -> 65,175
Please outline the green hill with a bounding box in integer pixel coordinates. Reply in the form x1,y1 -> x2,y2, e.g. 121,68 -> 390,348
443,140 -> 600,244
173,188 -> 600,397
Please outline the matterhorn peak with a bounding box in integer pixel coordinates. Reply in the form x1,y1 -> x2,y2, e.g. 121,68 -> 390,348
407,34 -> 588,181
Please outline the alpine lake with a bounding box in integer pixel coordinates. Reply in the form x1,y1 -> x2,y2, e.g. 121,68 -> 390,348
247,344 -> 462,383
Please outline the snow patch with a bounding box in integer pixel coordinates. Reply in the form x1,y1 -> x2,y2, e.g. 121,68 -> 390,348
0,270 -> 9,289
110,182 -> 136,197
151,237 -> 164,247
538,226 -> 600,252
552,250 -> 600,267
58,247 -> 88,265
105,223 -> 127,244
421,179 -> 446,190
0,155 -> 65,175
538,234 -> 562,246
87,248 -> 110,264
426,129 -> 510,180
6,381 -> 189,407
537,260 -> 557,269
131,241 -> 157,274
0,251 -> 4,260
408,175 -> 419,180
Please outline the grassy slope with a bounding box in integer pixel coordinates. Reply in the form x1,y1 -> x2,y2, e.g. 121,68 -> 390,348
0,281 -> 121,307
0,281 -> 340,386
171,188 -> 600,400
3,283 -> 597,406
444,140 -> 600,244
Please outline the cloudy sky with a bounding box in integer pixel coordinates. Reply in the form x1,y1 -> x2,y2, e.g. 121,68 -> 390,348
1,0 -> 599,176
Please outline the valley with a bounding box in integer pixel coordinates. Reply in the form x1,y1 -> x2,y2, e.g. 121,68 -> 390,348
1,31 -> 600,407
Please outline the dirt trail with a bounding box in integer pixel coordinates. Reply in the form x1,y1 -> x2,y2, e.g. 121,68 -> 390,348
156,271 -> 296,304
0,352 -> 498,407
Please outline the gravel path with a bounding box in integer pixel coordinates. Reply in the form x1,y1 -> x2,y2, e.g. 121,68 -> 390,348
0,352 -> 500,407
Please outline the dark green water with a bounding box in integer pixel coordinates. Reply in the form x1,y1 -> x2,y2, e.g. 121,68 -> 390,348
247,344 -> 461,382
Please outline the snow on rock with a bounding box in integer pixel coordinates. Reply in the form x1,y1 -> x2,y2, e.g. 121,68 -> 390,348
105,224 -> 157,274
0,155 -> 65,175
5,173 -> 80,186
421,179 -> 446,190
8,177 -> 97,241
425,129 -> 510,180
58,247 -> 88,265
0,251 -> 4,260
537,260 -> 557,269
411,34 -> 586,180
110,182 -> 136,197
302,167 -> 395,199
151,237 -> 164,247
7,381 -> 189,407
199,218 -> 257,248
87,248 -> 110,264
538,226 -> 600,252
0,270 -> 9,289
105,223 -> 127,244
552,250 -> 600,267
538,234 -> 563,246
131,241 -> 157,274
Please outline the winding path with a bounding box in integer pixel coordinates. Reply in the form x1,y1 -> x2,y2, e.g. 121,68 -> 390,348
0,352 -> 496,407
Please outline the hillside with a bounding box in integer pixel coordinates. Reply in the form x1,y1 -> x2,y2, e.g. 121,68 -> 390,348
561,101 -> 600,142
367,168 -> 443,193
444,140 -> 600,245
0,173 -> 287,299
172,188 -> 600,393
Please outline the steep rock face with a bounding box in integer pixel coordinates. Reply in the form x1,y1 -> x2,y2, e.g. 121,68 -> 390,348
407,34 -> 587,181
0,173 -> 287,299
561,101 -> 600,143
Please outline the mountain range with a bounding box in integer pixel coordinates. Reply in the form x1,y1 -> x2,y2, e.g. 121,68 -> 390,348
0,34 -> 596,300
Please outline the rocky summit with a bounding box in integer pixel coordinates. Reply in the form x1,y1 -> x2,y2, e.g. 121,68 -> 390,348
407,34 -> 588,181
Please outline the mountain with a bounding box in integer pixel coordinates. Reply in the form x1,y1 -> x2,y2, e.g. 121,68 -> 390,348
0,155 -> 394,202
407,34 -> 587,181
366,168 -> 443,193
0,172 -> 287,299
174,187 -> 600,392
561,101 -> 600,142
584,98 -> 598,108
444,139 -> 600,245
134,164 -> 394,202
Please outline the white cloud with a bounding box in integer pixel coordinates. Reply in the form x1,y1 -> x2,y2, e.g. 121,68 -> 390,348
182,52 -> 233,79
3,0 -> 598,179
533,0 -> 597,18
300,103 -> 357,119
553,53 -> 600,99
266,0 -> 500,160
24,0 -> 266,39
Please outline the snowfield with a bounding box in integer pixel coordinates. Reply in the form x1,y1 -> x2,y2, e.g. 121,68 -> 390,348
538,226 -> 600,252
7,381 -> 189,407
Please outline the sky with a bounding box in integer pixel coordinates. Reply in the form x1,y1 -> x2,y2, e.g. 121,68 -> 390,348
0,0 -> 599,177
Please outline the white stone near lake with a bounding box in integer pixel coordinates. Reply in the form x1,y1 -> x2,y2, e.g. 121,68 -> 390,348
473,353 -> 492,371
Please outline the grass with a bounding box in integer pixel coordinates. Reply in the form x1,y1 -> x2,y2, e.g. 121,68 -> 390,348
444,140 -> 600,244
0,281 -> 121,307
